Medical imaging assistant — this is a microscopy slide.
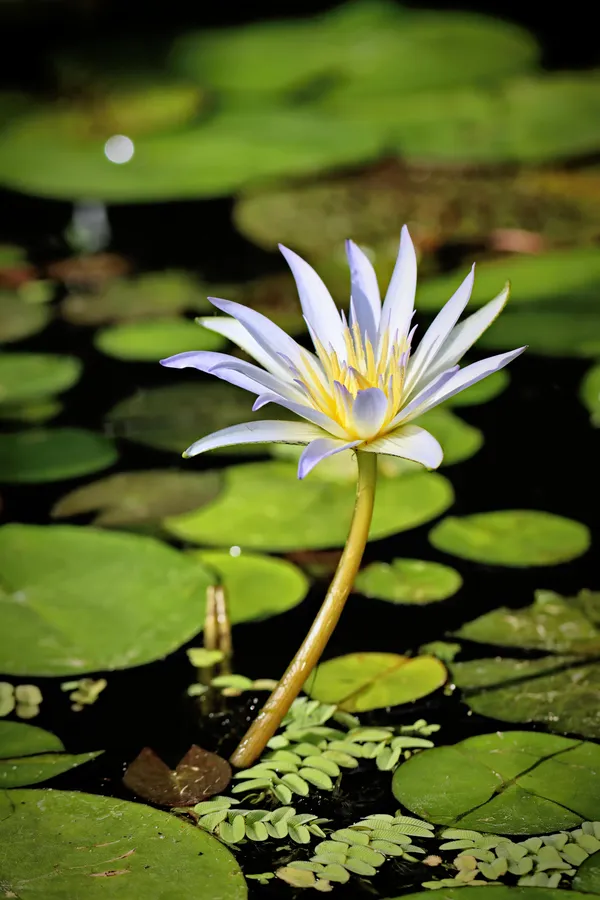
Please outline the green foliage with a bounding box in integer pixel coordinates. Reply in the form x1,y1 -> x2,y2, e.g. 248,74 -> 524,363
400,889 -> 597,900
580,364 -> 600,425
0,292 -> 52,343
355,558 -> 462,604
429,510 -> 590,566
574,845 -> 600,893
0,428 -> 118,483
0,721 -> 101,787
95,318 -> 225,361
194,798 -> 328,845
0,353 -> 82,404
164,461 -> 454,551
0,682 -> 42,718
0,789 -> 246,898
392,731 -> 600,833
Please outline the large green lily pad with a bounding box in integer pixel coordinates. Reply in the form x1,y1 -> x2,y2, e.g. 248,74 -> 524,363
189,549 -> 308,626
0,523 -> 213,676
417,409 -> 483,466
61,271 -> 211,325
0,720 -> 101,787
0,428 -> 118,483
307,652 -> 447,711
397,889 -> 595,900
478,309 -> 600,357
52,469 -> 223,528
0,292 -> 52,343
574,850 -> 600,894
95,318 -> 225,362
0,789 -> 246,899
355,558 -> 462,604
0,353 -> 82,404
580,364 -> 600,425
392,730 -> 600,833
429,510 -> 590,567
164,461 -> 454,551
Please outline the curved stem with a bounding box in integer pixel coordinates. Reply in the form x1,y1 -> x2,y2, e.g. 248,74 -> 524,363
230,451 -> 378,768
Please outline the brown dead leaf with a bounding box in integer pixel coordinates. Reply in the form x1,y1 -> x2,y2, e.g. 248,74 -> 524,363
123,745 -> 231,807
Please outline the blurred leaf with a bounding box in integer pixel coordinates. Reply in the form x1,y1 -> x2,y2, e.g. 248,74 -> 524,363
443,369 -> 509,407
95,318 -> 225,362
221,273 -> 305,333
0,429 -> 118,484
0,398 -> 63,424
415,409 -> 483,466
0,353 -> 82,404
355,558 -> 462,604
0,720 -> 101,788
479,308 -> 600,358
123,745 -> 231,806
0,244 -> 26,267
400,890 -> 594,900
429,510 -> 590,567
307,652 -> 446,711
580,364 -> 600,425
0,789 -> 246,899
164,460 -> 454,551
392,731 -> 600,833
0,523 -> 213,676
61,271 -> 210,325
574,849 -> 600,894
0,292 -> 52,343
51,469 -> 223,528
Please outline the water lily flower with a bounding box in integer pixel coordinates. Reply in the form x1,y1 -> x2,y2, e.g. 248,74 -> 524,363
162,227 -> 524,478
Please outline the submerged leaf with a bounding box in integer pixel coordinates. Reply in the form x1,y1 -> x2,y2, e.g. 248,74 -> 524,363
355,558 -> 462,605
0,428 -> 118,484
0,720 -> 101,788
123,745 -> 231,806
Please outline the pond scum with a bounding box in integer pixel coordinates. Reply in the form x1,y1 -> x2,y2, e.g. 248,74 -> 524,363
1,1 -> 600,898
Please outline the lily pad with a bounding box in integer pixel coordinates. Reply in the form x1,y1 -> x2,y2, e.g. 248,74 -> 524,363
61,271 -> 210,325
106,382 -> 294,455
95,318 -> 225,362
0,398 -> 63,423
580,364 -> 600,425
0,428 -> 118,483
429,510 -> 590,567
392,730 -> 600,833
398,888 -> 594,900
478,308 -> 600,357
52,469 -> 223,528
307,652 -> 447,711
574,849 -> 600,894
164,461 -> 454,551
0,292 -> 52,343
355,558 -> 462,604
0,789 -> 246,899
189,549 -> 309,625
0,720 -> 101,788
0,352 -> 82,404
123,745 -> 231,806
418,409 -> 483,465
0,523 -> 213,676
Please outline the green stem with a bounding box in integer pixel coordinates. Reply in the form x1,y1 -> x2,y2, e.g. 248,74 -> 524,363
230,450 -> 378,768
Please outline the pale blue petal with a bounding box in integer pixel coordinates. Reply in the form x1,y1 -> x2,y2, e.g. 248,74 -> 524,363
211,358 -> 306,402
378,225 -> 417,356
346,239 -> 381,344
298,438 -> 360,479
252,392 -> 347,438
278,245 -> 345,358
160,350 -> 263,394
391,366 -> 459,427
351,387 -> 389,438
196,315 -> 291,380
184,420 -> 324,457
363,424 -> 443,469
404,265 -> 475,395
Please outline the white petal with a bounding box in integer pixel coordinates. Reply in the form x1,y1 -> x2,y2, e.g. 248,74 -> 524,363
402,346 -> 526,421
209,358 -> 305,403
404,265 -> 475,396
160,350 -> 264,394
363,424 -> 443,469
298,438 -> 360,479
346,239 -> 381,344
184,420 -> 325,457
279,245 -> 345,357
391,366 -> 459,427
252,392 -> 347,438
197,316 -> 292,381
378,225 -> 417,356
208,296 -> 308,373
351,387 -> 389,439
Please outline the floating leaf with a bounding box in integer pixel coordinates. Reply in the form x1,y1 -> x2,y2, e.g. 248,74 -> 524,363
0,789 -> 246,899
0,428 -> 118,484
62,271 -> 210,325
0,523 -> 213,676
392,731 -> 600,833
189,550 -> 308,626
95,318 -> 225,362
581,364 -> 600,426
0,352 -> 82,404
164,461 -> 454,551
123,745 -> 231,807
106,382 -> 293,455
0,720 -> 101,788
478,309 -> 600,358
574,849 -> 600,894
399,889 -> 595,900
52,469 -> 223,528
0,398 -> 62,423
0,292 -> 52,343
307,653 -> 447,712
429,510 -> 590,567
355,558 -> 462,605
416,409 -> 483,466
